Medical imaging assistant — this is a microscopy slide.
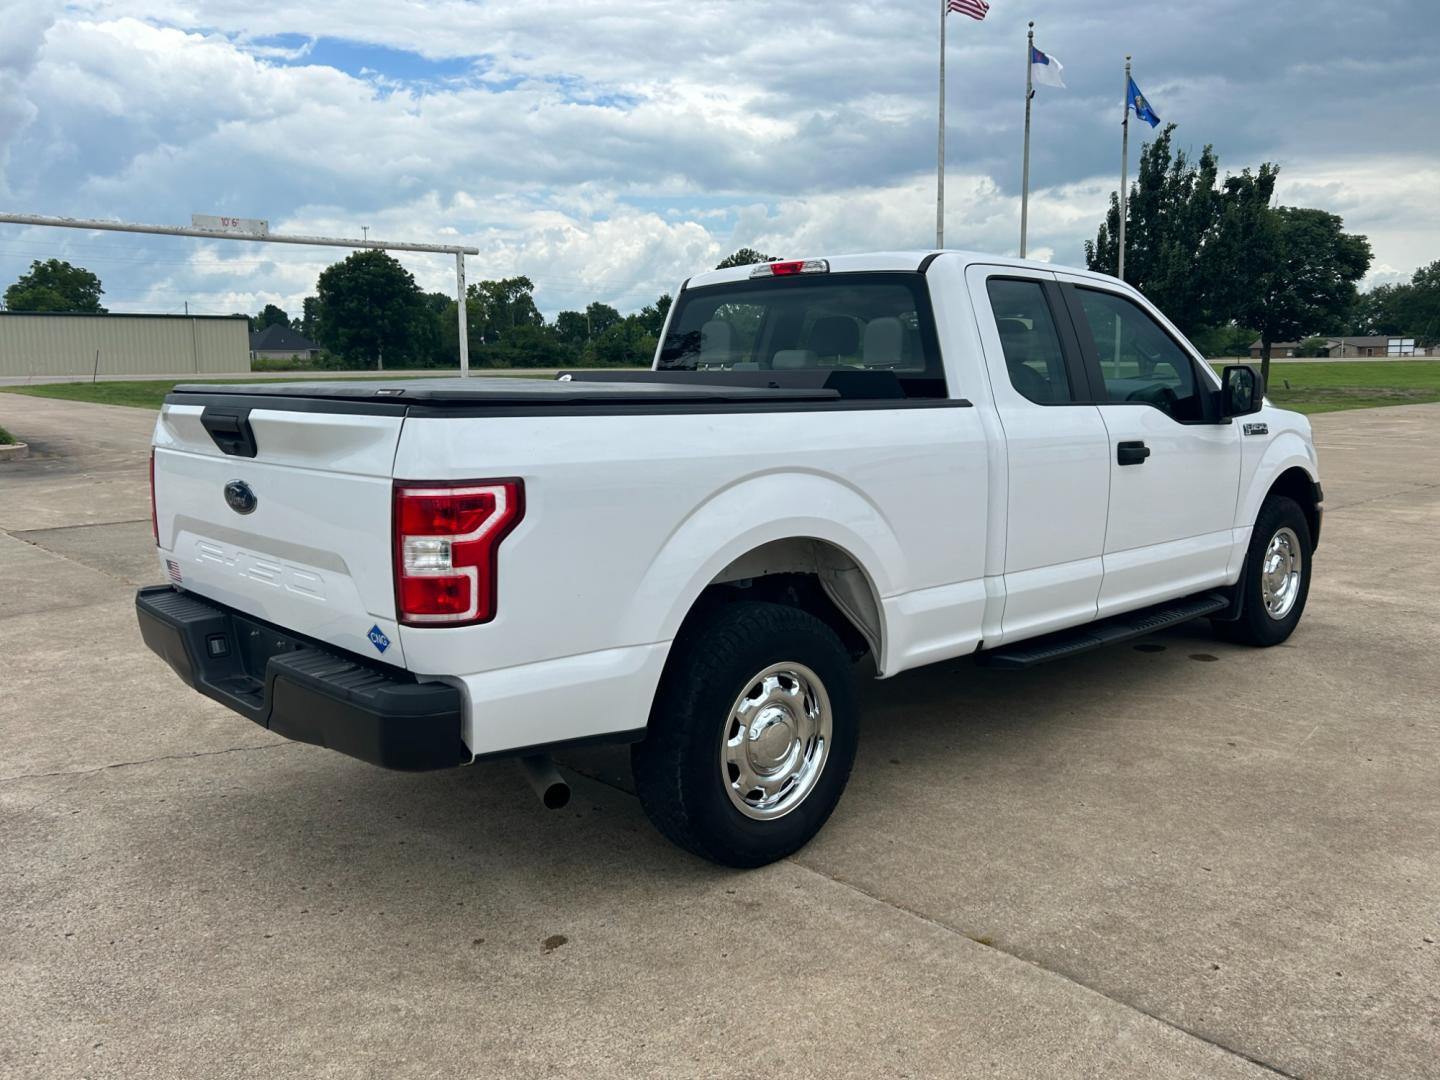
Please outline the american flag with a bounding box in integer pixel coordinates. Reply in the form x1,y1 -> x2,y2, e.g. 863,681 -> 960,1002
947,0 -> 989,20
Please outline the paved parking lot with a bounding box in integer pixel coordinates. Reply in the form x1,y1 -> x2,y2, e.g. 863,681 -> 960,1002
2,393 -> 1437,1079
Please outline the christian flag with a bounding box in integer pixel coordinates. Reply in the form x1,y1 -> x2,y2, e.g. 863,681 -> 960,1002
1030,45 -> 1066,89
947,0 -> 990,21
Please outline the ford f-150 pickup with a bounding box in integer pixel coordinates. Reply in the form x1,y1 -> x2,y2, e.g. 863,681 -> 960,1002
136,251 -> 1322,866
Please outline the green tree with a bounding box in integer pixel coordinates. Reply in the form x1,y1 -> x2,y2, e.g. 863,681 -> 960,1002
3,259 -> 106,312
715,248 -> 777,270
1231,207 -> 1371,386
254,303 -> 290,331
1084,126 -> 1232,335
468,277 -> 543,344
584,301 -> 621,339
314,250 -> 428,367
1352,260 -> 1440,344
298,296 -> 321,339
637,293 -> 672,338
554,310 -> 590,349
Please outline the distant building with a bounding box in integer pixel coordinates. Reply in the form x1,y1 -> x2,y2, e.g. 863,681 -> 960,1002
249,325 -> 321,362
0,312 -> 249,378
1249,335 -> 1427,359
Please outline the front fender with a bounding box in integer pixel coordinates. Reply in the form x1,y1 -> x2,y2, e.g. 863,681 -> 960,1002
1238,419 -> 1317,529
619,469 -> 903,647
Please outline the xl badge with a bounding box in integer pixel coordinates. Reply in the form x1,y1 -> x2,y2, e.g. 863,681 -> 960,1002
224,479 -> 257,515
368,625 -> 391,654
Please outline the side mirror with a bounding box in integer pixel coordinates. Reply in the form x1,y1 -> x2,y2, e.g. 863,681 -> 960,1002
1218,364 -> 1263,419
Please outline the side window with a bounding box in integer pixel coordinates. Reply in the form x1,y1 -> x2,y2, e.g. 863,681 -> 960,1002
986,278 -> 1074,404
1074,289 -> 1205,422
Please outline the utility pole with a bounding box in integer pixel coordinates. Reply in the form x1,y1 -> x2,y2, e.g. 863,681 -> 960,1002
936,0 -> 947,248
1118,55 -> 1131,281
1020,22 -> 1035,258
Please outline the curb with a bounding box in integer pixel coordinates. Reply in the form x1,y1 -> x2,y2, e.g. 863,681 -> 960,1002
0,441 -> 30,461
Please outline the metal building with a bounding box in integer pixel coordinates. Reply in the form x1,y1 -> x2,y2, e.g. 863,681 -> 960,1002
0,312 -> 250,378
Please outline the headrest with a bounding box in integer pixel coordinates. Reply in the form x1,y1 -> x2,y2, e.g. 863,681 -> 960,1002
863,317 -> 903,365
772,349 -> 818,369
700,320 -> 732,365
809,316 -> 859,358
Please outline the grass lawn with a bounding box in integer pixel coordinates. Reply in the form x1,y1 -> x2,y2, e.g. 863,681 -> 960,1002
0,372 -> 554,411
1215,361 -> 1440,415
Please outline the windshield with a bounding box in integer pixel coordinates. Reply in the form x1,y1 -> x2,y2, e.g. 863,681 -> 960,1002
658,272 -> 945,396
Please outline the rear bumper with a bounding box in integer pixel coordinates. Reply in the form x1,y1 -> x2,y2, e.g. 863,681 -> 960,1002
135,586 -> 467,770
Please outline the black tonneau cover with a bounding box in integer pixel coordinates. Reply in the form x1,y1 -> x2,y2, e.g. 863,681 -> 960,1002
169,375 -> 840,408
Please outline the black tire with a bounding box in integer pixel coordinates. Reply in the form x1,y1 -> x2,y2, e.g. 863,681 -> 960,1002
632,601 -> 859,868
1213,495 -> 1313,647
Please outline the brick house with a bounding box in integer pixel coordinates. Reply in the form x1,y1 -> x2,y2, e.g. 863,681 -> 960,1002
1249,335 -> 1425,359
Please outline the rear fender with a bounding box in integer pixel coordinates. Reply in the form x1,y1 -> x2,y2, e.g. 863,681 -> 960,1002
621,471 -> 902,657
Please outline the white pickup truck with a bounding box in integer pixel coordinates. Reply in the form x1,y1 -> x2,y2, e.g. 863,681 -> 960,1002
137,251 -> 1322,866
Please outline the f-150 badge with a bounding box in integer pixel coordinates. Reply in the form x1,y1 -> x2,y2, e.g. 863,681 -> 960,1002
1243,423 -> 1269,436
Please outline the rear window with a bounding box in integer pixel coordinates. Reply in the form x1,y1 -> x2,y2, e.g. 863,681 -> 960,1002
658,272 -> 946,398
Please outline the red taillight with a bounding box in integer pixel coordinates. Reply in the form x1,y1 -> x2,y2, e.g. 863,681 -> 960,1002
149,449 -> 159,547
392,479 -> 523,626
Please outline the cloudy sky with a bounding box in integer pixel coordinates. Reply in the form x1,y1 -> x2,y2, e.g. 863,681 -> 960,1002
1,0 -> 1436,319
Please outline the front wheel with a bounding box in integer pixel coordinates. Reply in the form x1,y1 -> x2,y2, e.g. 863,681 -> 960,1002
632,601 -> 859,868
1214,495 -> 1313,647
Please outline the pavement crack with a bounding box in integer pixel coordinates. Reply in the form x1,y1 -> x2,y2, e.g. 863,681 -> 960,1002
786,857 -> 1305,1080
1324,480 -> 1439,514
0,741 -> 295,787
11,517 -> 150,535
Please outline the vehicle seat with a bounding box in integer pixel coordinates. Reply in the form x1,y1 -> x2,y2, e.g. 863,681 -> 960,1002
863,317 -> 903,367
809,316 -> 859,362
700,320 -> 732,368
996,318 -> 1054,401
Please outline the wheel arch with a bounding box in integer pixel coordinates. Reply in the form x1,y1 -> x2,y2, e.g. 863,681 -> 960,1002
621,472 -> 902,671
1264,465 -> 1322,547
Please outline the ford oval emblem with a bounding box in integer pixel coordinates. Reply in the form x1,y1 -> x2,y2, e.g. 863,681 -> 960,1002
224,479 -> 257,515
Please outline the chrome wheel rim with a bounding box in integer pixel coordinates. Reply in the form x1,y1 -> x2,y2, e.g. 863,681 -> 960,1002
721,662 -> 832,821
1261,526 -> 1303,620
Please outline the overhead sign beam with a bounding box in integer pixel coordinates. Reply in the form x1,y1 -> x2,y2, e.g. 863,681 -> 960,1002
0,211 -> 478,255
0,211 -> 479,376
191,214 -> 269,237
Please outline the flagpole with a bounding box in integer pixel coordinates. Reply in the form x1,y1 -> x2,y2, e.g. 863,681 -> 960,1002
937,0 -> 946,248
1118,55 -> 1131,281
1020,21 -> 1034,258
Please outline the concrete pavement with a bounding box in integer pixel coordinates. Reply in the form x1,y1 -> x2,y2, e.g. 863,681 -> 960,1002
1,392 -> 1436,1079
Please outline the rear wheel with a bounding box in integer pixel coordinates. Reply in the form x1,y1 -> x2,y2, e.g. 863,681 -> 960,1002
1214,495 -> 1313,646
632,601 -> 858,868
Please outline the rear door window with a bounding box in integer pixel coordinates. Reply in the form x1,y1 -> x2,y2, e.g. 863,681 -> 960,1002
658,272 -> 945,397
985,279 -> 1074,404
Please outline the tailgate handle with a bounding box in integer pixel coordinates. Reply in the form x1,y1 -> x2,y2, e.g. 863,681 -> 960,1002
201,408 -> 258,458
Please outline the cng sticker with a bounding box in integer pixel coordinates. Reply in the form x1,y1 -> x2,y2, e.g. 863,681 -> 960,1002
368,625 -> 391,654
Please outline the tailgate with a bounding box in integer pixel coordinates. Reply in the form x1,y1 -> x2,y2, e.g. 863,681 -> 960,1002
154,400 -> 408,668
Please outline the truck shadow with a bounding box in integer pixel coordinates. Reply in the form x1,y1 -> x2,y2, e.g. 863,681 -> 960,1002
129,619 -> 1245,913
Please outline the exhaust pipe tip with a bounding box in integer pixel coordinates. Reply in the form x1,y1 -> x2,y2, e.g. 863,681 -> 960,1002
518,754 -> 571,810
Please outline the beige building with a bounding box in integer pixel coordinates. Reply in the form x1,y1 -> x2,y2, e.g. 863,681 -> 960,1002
0,312 -> 250,378
1249,335 -> 1428,359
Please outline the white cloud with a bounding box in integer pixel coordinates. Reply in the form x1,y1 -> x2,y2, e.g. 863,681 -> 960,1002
1,0 -> 1435,326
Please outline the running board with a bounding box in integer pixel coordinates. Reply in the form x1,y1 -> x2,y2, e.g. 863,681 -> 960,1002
979,592 -> 1230,670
